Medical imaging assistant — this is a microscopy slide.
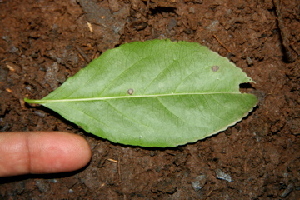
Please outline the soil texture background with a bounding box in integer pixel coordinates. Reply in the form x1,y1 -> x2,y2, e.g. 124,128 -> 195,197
0,0 -> 299,199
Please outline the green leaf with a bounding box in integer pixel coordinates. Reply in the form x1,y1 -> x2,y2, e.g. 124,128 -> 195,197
25,39 -> 257,147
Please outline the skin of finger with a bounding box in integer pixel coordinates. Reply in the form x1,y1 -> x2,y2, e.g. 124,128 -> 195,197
0,132 -> 92,177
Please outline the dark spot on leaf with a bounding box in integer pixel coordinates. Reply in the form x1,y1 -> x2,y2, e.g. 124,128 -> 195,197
211,66 -> 219,72
127,88 -> 134,95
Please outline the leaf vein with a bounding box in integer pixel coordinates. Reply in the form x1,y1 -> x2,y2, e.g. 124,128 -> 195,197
104,100 -> 150,129
156,97 -> 186,125
99,55 -> 145,95
142,59 -> 178,93
67,103 -> 109,130
28,92 -> 241,103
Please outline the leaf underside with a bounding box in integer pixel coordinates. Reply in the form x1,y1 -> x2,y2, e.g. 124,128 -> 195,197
25,39 -> 257,147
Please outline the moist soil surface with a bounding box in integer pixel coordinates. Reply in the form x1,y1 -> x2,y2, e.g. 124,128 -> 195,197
0,0 -> 299,199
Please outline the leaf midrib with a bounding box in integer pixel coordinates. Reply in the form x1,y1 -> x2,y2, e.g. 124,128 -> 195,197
25,92 -> 241,103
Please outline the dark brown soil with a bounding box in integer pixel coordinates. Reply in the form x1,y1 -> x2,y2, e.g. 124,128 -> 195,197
1,0 -> 299,199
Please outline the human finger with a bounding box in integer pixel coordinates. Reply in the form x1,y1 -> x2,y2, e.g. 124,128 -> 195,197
0,132 -> 92,177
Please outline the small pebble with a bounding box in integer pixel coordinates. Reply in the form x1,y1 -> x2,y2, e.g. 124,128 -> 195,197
9,46 -> 18,53
281,183 -> 293,198
188,7 -> 195,13
216,169 -> 233,182
206,20 -> 219,32
246,57 -> 253,66
192,181 -> 202,192
34,111 -> 47,118
48,179 -> 58,183
36,180 -> 50,192
191,174 -> 207,192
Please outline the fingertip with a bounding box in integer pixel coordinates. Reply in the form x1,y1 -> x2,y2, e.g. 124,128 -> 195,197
61,132 -> 92,171
29,132 -> 92,174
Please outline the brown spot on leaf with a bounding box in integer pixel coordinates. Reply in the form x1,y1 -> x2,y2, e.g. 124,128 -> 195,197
127,88 -> 134,95
211,66 -> 219,72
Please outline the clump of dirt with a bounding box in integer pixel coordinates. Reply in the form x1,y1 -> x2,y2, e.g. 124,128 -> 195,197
0,0 -> 299,199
